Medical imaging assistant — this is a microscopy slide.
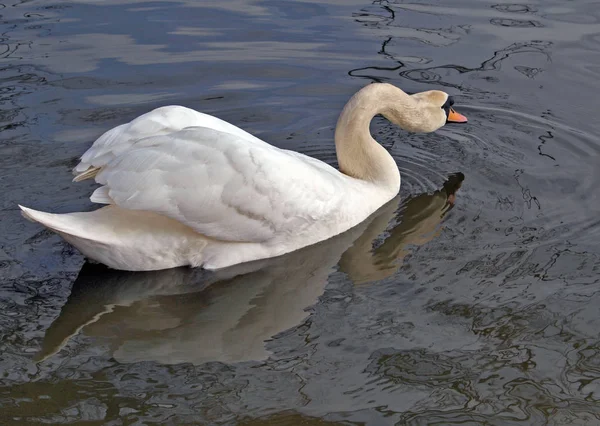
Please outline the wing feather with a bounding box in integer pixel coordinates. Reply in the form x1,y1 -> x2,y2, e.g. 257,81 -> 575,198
74,106 -> 265,176
94,127 -> 347,243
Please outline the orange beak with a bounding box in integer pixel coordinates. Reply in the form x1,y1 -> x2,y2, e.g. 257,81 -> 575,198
447,107 -> 468,123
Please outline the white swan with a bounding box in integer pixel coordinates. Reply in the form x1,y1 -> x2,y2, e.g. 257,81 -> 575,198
19,83 -> 467,271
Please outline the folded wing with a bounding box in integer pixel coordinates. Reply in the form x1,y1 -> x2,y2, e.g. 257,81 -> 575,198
93,126 -> 347,243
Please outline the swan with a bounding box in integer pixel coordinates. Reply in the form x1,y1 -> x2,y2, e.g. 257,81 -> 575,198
19,83 -> 467,271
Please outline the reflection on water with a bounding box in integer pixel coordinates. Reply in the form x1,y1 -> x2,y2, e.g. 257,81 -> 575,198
340,173 -> 463,284
2,0 -> 600,423
37,174 -> 464,365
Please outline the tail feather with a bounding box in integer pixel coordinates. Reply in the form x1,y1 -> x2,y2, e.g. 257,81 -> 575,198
18,205 -> 209,271
20,205 -> 93,236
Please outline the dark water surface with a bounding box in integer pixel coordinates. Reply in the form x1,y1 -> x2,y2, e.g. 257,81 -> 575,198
1,0 -> 600,424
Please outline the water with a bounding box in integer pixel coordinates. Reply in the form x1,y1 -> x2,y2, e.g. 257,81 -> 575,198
1,0 -> 600,424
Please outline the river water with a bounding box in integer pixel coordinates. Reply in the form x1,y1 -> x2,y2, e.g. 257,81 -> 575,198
1,0 -> 600,424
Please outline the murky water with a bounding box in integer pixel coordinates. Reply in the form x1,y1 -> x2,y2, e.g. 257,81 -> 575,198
1,0 -> 600,424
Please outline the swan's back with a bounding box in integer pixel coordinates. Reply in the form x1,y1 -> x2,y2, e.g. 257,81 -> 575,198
74,105 -> 266,175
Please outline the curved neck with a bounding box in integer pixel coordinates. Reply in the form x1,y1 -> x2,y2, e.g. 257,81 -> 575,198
334,83 -> 414,192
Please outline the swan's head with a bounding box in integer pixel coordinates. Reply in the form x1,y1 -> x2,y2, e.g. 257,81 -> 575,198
381,88 -> 467,133
406,90 -> 468,132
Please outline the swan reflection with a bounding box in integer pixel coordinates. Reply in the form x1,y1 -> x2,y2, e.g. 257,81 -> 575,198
37,173 -> 464,364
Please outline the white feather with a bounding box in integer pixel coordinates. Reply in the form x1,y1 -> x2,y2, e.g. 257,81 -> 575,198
90,186 -> 112,204
74,105 -> 265,176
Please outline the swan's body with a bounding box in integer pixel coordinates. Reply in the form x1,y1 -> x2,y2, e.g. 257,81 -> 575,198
20,83 -> 466,271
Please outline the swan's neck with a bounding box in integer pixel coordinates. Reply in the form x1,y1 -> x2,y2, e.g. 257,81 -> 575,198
334,83 -> 414,193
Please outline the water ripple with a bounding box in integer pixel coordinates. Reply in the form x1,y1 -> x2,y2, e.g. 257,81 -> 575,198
1,0 -> 600,424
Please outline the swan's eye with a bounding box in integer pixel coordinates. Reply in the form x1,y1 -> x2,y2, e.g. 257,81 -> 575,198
441,96 -> 455,109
